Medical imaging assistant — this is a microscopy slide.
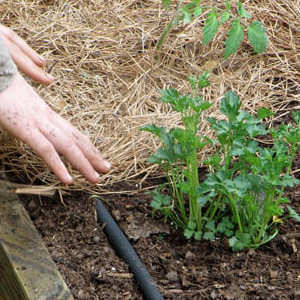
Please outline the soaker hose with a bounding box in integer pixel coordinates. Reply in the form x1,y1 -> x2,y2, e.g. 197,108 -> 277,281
94,198 -> 164,300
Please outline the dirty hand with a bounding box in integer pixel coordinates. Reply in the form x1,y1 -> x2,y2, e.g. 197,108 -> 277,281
0,24 -> 53,85
0,24 -> 110,184
0,73 -> 111,184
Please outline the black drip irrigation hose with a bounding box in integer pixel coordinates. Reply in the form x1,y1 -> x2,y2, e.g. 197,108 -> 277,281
94,198 -> 164,300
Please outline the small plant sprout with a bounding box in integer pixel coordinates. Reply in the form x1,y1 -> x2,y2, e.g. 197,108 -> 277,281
141,73 -> 300,251
157,0 -> 268,58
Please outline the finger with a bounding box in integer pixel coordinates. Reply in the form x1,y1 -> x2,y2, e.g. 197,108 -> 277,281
58,142 -> 101,183
42,111 -> 111,174
22,129 -> 73,184
36,116 -> 101,183
71,130 -> 111,173
7,42 -> 53,85
3,26 -> 46,67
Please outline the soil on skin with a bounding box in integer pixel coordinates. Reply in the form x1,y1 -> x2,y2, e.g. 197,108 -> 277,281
21,170 -> 300,300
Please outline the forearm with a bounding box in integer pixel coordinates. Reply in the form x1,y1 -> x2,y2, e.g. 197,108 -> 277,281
0,36 -> 17,92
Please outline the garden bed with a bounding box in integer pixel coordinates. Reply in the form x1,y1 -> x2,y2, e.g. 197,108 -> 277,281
20,171 -> 300,300
1,0 -> 300,298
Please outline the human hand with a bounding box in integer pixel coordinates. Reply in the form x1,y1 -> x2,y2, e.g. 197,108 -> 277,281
0,24 -> 53,85
0,73 -> 111,184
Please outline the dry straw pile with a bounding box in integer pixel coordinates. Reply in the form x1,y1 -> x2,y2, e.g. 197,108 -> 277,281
0,0 -> 299,193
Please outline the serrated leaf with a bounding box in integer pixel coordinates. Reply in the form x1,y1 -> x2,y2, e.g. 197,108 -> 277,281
287,206 -> 300,222
229,236 -> 246,251
257,107 -> 274,119
197,70 -> 211,88
202,12 -> 219,45
204,231 -> 215,240
247,21 -> 268,54
194,231 -> 202,240
220,11 -> 230,24
206,219 -> 216,231
237,1 -> 252,19
140,123 -> 163,137
147,154 -> 162,165
292,111 -> 300,124
188,220 -> 197,230
224,19 -> 244,59
182,11 -> 192,24
184,229 -> 194,239
281,175 -> 299,188
225,0 -> 231,11
229,232 -> 251,251
220,90 -> 241,118
194,5 -> 202,17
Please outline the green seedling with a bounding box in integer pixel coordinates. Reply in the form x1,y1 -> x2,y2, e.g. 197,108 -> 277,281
141,73 -> 300,251
157,0 -> 268,58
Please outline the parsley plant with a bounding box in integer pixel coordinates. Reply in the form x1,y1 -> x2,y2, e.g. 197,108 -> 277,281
141,73 -> 300,251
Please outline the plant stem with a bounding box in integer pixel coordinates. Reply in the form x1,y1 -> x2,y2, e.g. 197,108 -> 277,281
187,149 -> 202,230
277,145 -> 297,202
156,0 -> 183,51
169,163 -> 188,225
223,189 -> 243,233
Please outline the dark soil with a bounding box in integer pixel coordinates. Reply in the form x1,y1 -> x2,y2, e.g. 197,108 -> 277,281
20,171 -> 300,300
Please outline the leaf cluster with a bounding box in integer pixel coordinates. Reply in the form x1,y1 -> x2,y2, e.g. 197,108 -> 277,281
158,0 -> 268,58
141,74 -> 300,251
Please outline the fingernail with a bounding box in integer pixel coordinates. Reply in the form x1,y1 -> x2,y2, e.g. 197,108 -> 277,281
66,174 -> 73,184
104,160 -> 111,170
38,55 -> 45,62
94,172 -> 100,181
47,74 -> 55,81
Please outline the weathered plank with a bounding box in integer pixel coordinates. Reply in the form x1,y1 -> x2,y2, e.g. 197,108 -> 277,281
0,181 -> 73,300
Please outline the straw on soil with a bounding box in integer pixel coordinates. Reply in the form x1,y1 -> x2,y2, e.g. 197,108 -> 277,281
0,0 -> 299,193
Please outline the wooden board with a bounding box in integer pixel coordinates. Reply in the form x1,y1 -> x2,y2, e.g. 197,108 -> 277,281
0,181 -> 73,300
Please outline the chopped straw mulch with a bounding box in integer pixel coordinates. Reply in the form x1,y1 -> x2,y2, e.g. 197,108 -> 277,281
0,0 -> 299,193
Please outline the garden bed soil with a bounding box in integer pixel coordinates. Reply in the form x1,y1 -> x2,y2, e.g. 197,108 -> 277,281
20,174 -> 300,300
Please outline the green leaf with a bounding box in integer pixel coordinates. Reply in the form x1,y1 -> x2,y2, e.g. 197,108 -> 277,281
276,197 -> 290,204
182,11 -> 192,24
220,11 -> 230,24
292,111 -> 300,124
184,229 -> 194,239
229,232 -> 251,251
257,107 -> 274,119
281,175 -> 299,188
204,231 -> 215,240
206,219 -> 216,231
247,21 -> 268,54
220,90 -> 241,118
237,1 -> 252,19
287,206 -> 300,223
224,19 -> 244,59
151,193 -> 171,209
197,70 -> 211,88
161,88 -> 179,105
202,154 -> 222,167
202,12 -> 219,45
194,231 -> 202,240
162,0 -> 172,10
147,154 -> 162,165
229,236 -> 245,251
194,5 -> 202,17
225,0 -> 231,11
217,216 -> 234,237
188,220 -> 197,230
140,124 -> 163,137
